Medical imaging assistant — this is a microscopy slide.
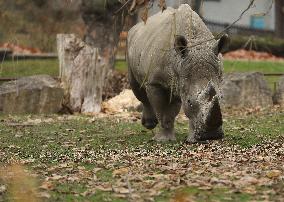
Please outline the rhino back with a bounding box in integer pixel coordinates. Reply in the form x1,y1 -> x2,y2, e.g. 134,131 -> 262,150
127,4 -> 215,85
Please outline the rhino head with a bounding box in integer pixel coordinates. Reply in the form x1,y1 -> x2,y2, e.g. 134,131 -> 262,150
174,34 -> 229,142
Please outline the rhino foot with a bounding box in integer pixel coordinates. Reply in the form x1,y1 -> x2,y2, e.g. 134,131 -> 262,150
142,118 -> 158,130
152,129 -> 176,142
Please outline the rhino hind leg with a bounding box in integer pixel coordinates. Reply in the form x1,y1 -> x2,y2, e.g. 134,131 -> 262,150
146,85 -> 181,142
153,100 -> 181,142
128,70 -> 158,130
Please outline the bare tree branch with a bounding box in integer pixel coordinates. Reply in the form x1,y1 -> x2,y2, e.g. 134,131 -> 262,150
189,0 -> 257,49
114,0 -> 133,14
253,0 -> 274,17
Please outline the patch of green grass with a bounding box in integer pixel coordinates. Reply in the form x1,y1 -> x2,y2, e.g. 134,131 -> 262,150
0,59 -> 59,78
97,169 -> 113,182
223,112 -> 283,148
116,60 -> 127,73
113,60 -> 284,74
223,60 -> 284,74
156,186 -> 252,202
51,183 -> 125,202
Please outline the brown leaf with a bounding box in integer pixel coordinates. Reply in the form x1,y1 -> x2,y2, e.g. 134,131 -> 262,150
39,181 -> 54,191
95,185 -> 112,192
113,167 -> 129,177
141,5 -> 149,24
158,0 -> 167,12
113,187 -> 131,194
266,170 -> 281,179
242,186 -> 257,195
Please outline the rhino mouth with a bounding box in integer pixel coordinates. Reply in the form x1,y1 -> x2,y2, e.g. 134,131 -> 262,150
194,126 -> 224,141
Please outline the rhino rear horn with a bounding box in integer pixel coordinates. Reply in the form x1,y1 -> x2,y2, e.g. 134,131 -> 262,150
201,81 -> 217,102
174,35 -> 188,58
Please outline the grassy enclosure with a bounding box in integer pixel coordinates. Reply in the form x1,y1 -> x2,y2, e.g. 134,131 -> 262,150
0,59 -> 59,78
0,110 -> 283,201
0,56 -> 283,202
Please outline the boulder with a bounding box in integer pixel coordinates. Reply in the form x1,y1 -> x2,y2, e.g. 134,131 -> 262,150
0,75 -> 63,114
273,76 -> 284,105
222,72 -> 273,108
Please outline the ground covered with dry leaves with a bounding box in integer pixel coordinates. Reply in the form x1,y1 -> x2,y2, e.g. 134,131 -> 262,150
0,108 -> 283,202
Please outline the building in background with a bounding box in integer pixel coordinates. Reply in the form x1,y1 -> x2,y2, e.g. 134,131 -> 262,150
202,0 -> 274,30
149,0 -> 275,32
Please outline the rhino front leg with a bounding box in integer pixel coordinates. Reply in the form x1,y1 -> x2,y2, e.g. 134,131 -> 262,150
146,85 -> 181,142
186,120 -> 199,143
128,70 -> 158,129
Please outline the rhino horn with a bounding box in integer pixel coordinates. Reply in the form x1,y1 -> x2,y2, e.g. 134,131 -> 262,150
206,96 -> 222,129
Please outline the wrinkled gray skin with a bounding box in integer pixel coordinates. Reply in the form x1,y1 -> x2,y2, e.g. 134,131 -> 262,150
127,5 -> 229,143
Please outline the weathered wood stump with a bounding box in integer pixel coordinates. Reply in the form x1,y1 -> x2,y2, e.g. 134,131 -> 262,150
57,34 -> 107,113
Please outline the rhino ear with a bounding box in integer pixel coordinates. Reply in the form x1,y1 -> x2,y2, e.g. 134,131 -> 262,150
174,35 -> 188,58
213,34 -> 230,55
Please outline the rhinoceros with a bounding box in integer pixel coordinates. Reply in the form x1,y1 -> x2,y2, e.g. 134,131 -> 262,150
127,4 -> 229,143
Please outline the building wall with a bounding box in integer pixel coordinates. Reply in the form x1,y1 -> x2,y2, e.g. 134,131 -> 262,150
202,0 -> 275,30
148,0 -> 275,30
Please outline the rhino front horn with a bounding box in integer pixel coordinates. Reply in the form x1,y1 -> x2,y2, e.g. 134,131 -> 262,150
206,97 -> 222,129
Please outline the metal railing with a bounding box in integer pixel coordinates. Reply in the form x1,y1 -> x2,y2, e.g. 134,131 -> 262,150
204,20 -> 275,37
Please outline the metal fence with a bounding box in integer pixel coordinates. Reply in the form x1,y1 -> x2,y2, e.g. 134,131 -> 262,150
204,20 -> 275,37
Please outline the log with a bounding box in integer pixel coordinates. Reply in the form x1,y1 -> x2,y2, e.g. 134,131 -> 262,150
57,34 -> 107,113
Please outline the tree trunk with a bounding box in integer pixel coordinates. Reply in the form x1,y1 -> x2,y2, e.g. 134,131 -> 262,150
57,34 -> 107,113
80,0 -> 125,69
275,0 -> 284,38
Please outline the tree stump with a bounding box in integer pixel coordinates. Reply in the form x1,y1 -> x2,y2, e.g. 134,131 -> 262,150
57,34 -> 107,113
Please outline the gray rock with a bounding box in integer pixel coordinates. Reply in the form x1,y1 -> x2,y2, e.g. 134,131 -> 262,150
222,72 -> 273,108
0,75 -> 63,114
273,76 -> 284,105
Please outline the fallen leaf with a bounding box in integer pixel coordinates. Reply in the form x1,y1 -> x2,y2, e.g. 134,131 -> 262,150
113,187 -> 131,194
95,185 -> 112,192
113,167 -> 129,177
266,170 -> 281,179
39,181 -> 54,190
158,0 -> 167,12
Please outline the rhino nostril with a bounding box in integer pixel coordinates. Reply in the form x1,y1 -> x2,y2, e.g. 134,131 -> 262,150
208,88 -> 216,101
